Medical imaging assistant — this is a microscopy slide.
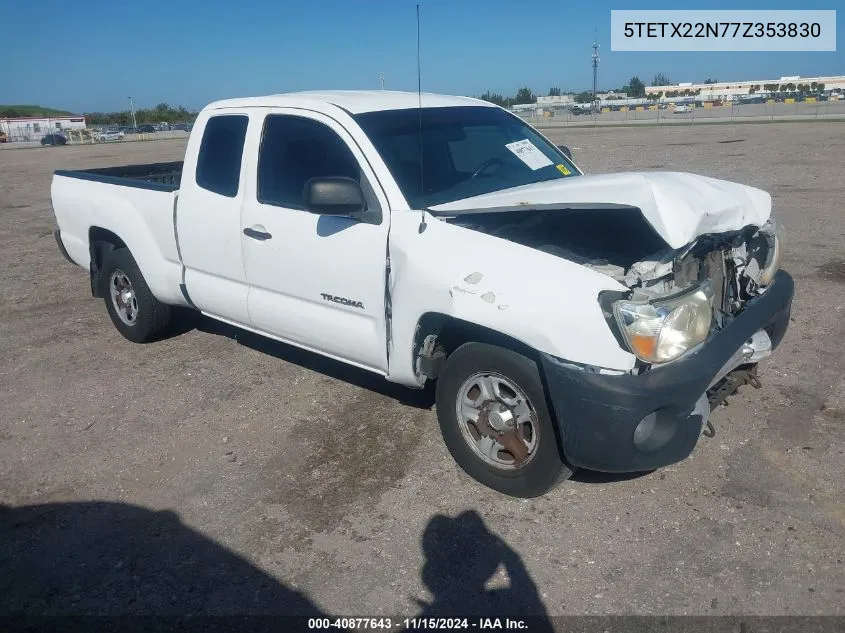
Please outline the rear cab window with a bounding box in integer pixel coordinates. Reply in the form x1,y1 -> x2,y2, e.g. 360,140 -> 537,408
195,115 -> 249,197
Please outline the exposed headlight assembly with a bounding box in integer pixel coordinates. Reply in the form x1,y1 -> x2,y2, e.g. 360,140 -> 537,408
613,283 -> 714,364
757,219 -> 784,287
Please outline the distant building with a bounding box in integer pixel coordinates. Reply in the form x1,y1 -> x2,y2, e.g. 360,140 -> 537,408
0,115 -> 87,142
536,95 -> 575,107
596,91 -> 628,101
535,92 -> 627,108
646,75 -> 845,101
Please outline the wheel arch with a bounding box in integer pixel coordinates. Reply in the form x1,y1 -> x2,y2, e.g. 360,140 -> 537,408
88,226 -> 127,298
412,312 -> 542,381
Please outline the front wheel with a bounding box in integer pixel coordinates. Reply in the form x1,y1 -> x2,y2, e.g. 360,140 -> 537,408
101,246 -> 172,343
435,342 -> 571,497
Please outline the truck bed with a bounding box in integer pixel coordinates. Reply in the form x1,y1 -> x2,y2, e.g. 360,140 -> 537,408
54,161 -> 183,192
52,161 -> 186,306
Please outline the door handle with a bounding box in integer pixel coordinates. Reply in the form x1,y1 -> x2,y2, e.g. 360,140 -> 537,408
243,227 -> 272,241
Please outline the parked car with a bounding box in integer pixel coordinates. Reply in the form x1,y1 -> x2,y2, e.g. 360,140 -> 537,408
51,91 -> 793,497
171,123 -> 191,132
673,104 -> 692,113
137,124 -> 156,134
41,134 -> 67,146
97,129 -> 125,142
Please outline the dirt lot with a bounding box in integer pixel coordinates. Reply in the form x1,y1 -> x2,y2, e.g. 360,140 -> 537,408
1,124 -> 844,619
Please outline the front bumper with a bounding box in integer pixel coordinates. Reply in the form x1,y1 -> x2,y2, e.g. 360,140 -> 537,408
540,270 -> 794,473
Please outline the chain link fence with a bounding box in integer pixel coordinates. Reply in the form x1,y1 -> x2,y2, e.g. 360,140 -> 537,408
1,123 -> 82,144
0,127 -> 191,149
516,97 -> 845,128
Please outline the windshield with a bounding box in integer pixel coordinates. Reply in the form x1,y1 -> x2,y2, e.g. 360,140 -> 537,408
354,106 -> 579,208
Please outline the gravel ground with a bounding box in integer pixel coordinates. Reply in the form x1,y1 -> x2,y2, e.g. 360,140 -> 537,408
1,123 -> 844,621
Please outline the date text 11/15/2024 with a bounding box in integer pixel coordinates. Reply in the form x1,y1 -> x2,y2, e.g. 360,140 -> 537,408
307,617 -> 532,630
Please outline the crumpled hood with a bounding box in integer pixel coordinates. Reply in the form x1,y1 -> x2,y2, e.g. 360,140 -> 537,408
431,171 -> 771,249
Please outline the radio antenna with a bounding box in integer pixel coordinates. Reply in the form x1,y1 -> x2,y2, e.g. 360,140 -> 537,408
416,3 -> 427,232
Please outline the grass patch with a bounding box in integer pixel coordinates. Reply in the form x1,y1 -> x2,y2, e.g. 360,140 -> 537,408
0,105 -> 75,117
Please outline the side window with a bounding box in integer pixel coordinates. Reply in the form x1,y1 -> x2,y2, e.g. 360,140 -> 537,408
195,115 -> 248,197
258,115 -> 361,208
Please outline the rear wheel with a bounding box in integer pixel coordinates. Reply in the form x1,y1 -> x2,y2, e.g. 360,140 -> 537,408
435,342 -> 571,497
101,246 -> 172,343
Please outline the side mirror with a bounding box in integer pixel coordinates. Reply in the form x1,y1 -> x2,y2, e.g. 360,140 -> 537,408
303,177 -> 366,218
556,145 -> 572,159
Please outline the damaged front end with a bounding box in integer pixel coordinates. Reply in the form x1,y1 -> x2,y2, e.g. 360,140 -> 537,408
611,220 -> 784,413
602,219 -> 784,367
447,208 -> 782,365
614,219 -> 784,326
447,207 -> 785,413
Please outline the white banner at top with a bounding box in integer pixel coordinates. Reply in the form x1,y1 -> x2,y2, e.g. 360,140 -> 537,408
611,10 -> 836,52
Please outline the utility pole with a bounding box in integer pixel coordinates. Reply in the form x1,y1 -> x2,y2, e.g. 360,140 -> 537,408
591,34 -> 600,107
379,72 -> 385,90
127,96 -> 137,134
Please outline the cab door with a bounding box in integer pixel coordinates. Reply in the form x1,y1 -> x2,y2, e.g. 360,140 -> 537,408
176,112 -> 251,324
240,109 -> 391,373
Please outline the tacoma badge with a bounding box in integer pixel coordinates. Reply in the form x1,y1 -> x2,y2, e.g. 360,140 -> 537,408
320,293 -> 364,309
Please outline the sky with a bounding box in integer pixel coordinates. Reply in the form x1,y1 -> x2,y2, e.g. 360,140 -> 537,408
0,0 -> 842,113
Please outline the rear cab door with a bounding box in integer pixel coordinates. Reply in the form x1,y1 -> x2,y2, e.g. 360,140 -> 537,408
240,107 -> 392,373
176,110 -> 251,323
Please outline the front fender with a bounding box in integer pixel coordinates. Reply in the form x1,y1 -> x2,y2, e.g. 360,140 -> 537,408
385,212 -> 636,386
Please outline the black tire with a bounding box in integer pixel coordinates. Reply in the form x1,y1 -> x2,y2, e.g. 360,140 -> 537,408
101,245 -> 172,343
435,342 -> 571,497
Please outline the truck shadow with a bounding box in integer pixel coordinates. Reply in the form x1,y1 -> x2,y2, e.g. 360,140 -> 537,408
570,470 -> 654,484
188,313 -> 436,410
185,314 -> 651,488
0,503 -> 552,631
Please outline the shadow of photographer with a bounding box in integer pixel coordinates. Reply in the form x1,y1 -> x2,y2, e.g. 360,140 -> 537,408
412,510 -> 553,632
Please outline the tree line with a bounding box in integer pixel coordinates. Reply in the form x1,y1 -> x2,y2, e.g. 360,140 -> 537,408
477,77 -> 653,105
0,102 -> 199,124
477,88 -> 537,107
84,103 -> 198,125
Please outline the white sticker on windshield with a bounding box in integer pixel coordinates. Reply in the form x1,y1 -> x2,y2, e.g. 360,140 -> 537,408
505,139 -> 554,171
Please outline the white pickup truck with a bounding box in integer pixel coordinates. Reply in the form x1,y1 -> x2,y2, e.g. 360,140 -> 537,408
52,91 -> 793,497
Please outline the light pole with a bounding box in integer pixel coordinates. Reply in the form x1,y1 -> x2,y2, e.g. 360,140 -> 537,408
127,96 -> 137,135
591,35 -> 600,125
